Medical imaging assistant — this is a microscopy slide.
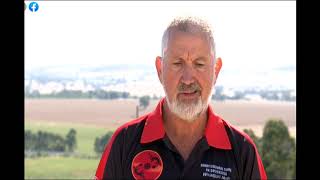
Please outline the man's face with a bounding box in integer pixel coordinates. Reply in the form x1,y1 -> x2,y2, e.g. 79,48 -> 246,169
156,30 -> 218,121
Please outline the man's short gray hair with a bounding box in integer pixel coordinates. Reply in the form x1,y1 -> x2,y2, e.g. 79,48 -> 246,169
161,16 -> 216,59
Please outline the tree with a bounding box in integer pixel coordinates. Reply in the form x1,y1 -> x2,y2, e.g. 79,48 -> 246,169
25,130 -> 37,150
152,94 -> 159,100
122,92 -> 130,99
212,86 -> 226,101
261,119 -> 296,179
139,95 -> 150,109
243,129 -> 262,154
94,131 -> 114,155
65,128 -> 77,152
47,134 -> 66,152
95,89 -> 109,99
35,131 -> 48,151
30,90 -> 40,98
33,131 -> 66,152
109,91 -> 120,99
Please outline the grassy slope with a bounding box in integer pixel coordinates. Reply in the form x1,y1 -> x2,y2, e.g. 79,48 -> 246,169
25,121 -> 115,179
25,156 -> 98,179
25,121 -> 114,156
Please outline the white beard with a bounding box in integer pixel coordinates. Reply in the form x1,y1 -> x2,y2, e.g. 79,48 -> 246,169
165,89 -> 213,122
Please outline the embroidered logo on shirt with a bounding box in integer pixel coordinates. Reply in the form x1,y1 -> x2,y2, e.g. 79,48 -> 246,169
200,163 -> 232,179
131,150 -> 163,180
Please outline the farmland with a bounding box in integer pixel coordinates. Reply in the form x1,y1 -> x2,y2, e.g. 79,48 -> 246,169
25,98 -> 296,179
25,98 -> 296,137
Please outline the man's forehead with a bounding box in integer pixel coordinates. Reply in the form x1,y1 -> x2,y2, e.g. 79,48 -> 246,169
164,42 -> 213,58
164,30 -> 212,52
163,50 -> 214,63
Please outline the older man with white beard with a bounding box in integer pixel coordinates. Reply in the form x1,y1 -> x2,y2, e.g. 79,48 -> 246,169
95,16 -> 267,180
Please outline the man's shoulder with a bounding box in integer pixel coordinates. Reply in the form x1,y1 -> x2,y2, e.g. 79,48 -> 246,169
119,114 -> 149,130
220,118 -> 262,163
110,113 -> 149,140
114,113 -> 149,132
220,117 -> 257,148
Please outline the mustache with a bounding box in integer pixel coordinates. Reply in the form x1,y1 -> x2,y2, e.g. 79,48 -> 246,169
177,83 -> 202,93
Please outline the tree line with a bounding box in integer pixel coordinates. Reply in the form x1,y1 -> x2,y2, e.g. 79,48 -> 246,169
25,87 -> 295,102
25,129 -> 77,153
25,89 -> 131,100
213,86 -> 296,101
243,119 -> 295,179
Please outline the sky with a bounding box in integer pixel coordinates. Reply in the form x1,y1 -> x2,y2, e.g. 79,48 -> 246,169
25,1 -> 296,90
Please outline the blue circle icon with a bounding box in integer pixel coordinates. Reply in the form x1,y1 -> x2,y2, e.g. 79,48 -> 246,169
29,2 -> 39,12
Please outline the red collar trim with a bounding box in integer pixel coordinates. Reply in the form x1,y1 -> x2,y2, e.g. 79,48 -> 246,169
140,98 -> 166,144
205,106 -> 232,150
140,98 -> 232,150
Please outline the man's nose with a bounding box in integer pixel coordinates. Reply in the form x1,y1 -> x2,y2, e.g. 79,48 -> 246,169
180,65 -> 195,85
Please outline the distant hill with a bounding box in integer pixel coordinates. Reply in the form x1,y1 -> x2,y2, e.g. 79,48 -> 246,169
25,64 -> 296,100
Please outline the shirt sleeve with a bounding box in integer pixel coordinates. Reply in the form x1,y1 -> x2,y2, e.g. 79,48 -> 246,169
94,128 -> 124,180
242,139 -> 267,180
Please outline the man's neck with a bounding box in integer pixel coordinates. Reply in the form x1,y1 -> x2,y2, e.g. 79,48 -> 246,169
162,100 -> 208,160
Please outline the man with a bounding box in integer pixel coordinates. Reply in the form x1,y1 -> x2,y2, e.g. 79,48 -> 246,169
95,16 -> 267,180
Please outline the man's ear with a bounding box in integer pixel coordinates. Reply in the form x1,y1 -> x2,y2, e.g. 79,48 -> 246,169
213,57 -> 222,85
155,56 -> 163,84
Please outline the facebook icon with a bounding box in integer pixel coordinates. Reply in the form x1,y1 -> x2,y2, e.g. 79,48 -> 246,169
29,2 -> 39,12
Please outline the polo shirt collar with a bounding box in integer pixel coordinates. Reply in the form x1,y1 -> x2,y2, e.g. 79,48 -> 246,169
140,98 -> 232,150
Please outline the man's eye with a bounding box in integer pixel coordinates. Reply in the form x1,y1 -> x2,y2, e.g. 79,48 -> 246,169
196,63 -> 205,67
173,62 -> 182,66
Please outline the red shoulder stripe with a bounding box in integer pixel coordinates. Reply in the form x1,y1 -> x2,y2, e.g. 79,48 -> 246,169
94,115 -> 148,179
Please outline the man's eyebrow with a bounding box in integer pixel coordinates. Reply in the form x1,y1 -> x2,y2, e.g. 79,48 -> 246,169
194,56 -> 208,61
169,56 -> 184,62
166,53 -> 183,59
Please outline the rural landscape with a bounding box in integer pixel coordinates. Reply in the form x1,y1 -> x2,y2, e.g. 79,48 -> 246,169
25,1 -> 296,179
25,97 -> 296,179
24,56 -> 296,179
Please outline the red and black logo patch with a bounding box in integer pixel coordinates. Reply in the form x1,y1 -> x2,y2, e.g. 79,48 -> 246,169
131,150 -> 163,180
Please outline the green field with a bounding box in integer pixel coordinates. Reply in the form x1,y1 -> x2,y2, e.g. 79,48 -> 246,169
25,121 -> 115,179
25,121 -> 114,156
25,156 -> 98,179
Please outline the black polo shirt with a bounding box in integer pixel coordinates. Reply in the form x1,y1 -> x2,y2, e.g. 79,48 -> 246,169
95,98 -> 267,180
